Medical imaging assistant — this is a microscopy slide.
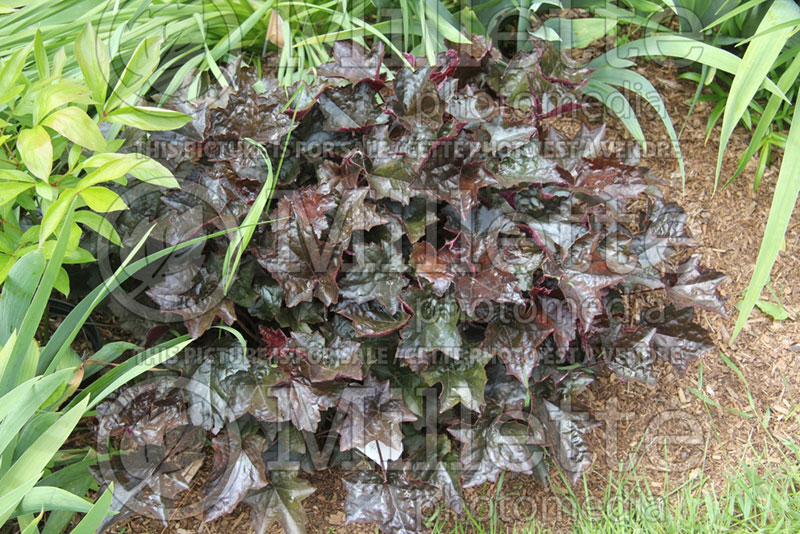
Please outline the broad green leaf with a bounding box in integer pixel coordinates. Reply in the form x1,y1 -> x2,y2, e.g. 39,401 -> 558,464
732,97 -> 800,341
74,22 -> 110,105
224,139 -> 275,292
20,512 -> 44,534
78,186 -> 127,212
105,35 -> 162,112
755,300 -> 790,321
0,183 -> 33,208
17,126 -> 52,182
33,83 -> 91,127
588,66 -> 685,184
0,370 -> 75,454
74,210 -> 121,245
0,477 -> 37,526
582,79 -> 646,149
6,204 -> 76,390
40,191 -> 77,244
105,105 -> 193,131
67,336 -> 192,411
0,45 -> 31,106
75,156 -> 143,189
82,152 -> 178,188
733,52 -> 800,183
714,0 -> 800,189
33,29 -> 49,79
0,170 -> 35,183
0,253 -> 44,346
41,107 -> 106,152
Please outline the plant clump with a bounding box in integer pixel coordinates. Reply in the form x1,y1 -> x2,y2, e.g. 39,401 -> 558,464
94,37 -> 725,534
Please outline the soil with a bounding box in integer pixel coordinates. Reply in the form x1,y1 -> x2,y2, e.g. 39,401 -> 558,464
108,61 -> 800,534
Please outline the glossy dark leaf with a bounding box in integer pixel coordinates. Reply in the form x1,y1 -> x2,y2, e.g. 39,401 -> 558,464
344,468 -> 437,534
603,325 -> 657,385
339,241 -> 409,314
287,331 -> 363,382
643,305 -> 715,374
420,348 -> 493,412
449,408 -> 544,487
397,288 -> 462,368
665,256 -> 728,317
491,139 -> 562,187
409,242 -> 454,296
317,41 -> 385,89
482,319 -> 553,386
244,468 -> 315,534
537,400 -> 597,483
204,432 -> 268,521
338,377 -> 417,466
336,300 -> 410,337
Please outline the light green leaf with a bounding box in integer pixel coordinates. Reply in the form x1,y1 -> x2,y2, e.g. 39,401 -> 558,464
40,191 -> 77,244
42,107 -> 106,152
34,29 -> 49,79
81,153 -> 178,188
14,487 -> 92,516
105,105 -> 193,131
590,35 -> 785,98
0,170 -> 35,183
75,156 -> 143,189
0,396 -> 89,500
543,18 -> 616,49
74,210 -> 121,245
105,35 -> 163,112
17,126 -> 52,182
79,186 -> 127,212
755,300 -> 790,321
74,22 -> 110,105
0,44 -> 32,107
0,183 -> 33,208
33,82 -> 91,128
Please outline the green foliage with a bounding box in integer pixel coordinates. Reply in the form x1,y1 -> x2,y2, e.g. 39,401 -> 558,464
0,24 -> 191,293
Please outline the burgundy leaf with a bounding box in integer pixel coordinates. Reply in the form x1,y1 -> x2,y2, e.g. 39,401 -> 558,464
244,468 -> 315,534
481,318 -> 553,386
397,288 -> 462,369
344,468 -> 437,534
665,256 -> 728,316
338,377 -> 417,466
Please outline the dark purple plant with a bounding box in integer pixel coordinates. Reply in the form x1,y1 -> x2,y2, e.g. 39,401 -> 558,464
93,37 -> 724,534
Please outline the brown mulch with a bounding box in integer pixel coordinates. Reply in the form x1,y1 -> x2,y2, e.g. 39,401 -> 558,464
108,61 -> 800,534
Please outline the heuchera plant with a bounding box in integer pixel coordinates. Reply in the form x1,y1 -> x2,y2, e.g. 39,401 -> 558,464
93,37 -> 725,533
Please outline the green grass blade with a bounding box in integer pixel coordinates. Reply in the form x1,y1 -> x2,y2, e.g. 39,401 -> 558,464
223,138 -> 275,292
714,0 -> 800,190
